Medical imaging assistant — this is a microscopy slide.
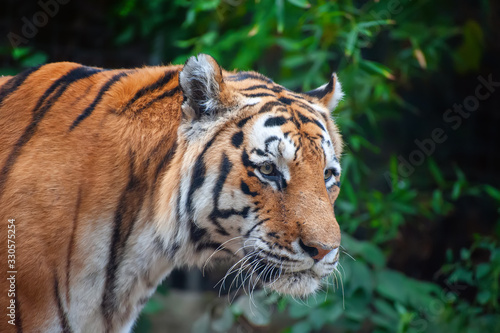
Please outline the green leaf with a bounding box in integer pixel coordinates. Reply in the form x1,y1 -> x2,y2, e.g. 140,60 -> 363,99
460,248 -> 470,260
405,279 -> 441,309
287,0 -> 310,8
277,297 -> 288,312
357,20 -> 395,29
491,248 -> 500,264
276,0 -> 285,33
484,185 -> 500,202
276,38 -> 303,51
118,0 -> 136,16
359,60 -> 395,80
340,181 -> 358,212
348,261 -> 374,295
428,158 -> 446,187
342,234 -> 386,269
307,308 -> 329,330
373,298 -> 398,321
476,263 -> 491,279
451,181 -> 462,200
371,313 -> 394,331
115,26 -> 135,45
343,290 -> 371,320
11,47 -> 31,59
20,52 -> 48,67
449,267 -> 474,285
477,290 -> 491,305
376,269 -> 408,304
184,9 -> 196,27
324,303 -> 343,324
345,29 -> 359,57
432,189 -> 444,214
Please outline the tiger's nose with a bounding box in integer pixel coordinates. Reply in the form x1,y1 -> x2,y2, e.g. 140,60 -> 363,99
299,239 -> 336,262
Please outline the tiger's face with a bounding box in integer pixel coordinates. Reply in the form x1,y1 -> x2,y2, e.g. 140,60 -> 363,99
174,54 -> 344,297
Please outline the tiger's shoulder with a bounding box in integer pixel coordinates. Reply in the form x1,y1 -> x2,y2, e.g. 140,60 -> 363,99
0,62 -> 185,182
0,62 -> 186,217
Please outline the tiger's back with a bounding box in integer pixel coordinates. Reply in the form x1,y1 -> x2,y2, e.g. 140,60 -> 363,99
0,55 -> 345,332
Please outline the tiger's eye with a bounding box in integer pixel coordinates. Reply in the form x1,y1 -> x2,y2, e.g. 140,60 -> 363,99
260,163 -> 274,175
324,169 -> 333,180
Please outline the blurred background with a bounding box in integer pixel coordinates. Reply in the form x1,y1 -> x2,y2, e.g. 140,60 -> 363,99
1,0 -> 499,332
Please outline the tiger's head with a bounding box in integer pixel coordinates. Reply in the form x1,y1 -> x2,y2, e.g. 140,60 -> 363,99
161,54 -> 344,297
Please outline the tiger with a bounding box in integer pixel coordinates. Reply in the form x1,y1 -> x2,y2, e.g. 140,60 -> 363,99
0,54 -> 344,333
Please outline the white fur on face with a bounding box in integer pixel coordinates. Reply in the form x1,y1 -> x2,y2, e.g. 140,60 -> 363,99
246,114 -> 297,188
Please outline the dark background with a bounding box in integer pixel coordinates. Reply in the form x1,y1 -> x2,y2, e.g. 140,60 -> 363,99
1,0 -> 499,332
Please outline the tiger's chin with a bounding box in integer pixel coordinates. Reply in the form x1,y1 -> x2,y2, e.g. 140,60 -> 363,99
261,262 -> 341,297
264,270 -> 322,297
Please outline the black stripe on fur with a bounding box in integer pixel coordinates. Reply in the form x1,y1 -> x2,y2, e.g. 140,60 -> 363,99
0,66 -> 102,199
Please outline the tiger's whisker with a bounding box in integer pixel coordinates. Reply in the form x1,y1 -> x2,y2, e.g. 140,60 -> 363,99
202,235 -> 245,275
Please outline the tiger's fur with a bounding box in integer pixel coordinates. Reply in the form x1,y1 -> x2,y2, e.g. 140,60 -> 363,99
0,54 -> 344,332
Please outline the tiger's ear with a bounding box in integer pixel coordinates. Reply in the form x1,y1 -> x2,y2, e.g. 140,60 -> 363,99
305,73 -> 344,110
179,54 -> 234,120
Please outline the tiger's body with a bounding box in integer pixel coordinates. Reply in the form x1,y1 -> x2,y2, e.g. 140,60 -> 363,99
0,54 -> 344,332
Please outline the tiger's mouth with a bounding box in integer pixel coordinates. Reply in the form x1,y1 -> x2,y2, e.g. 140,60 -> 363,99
264,270 -> 322,296
243,254 -> 339,297
217,243 -> 340,297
